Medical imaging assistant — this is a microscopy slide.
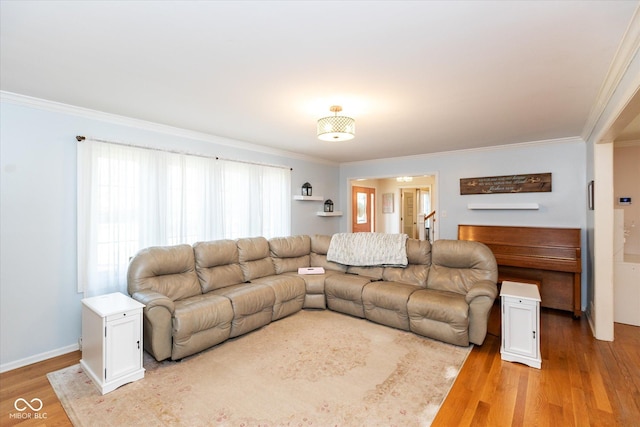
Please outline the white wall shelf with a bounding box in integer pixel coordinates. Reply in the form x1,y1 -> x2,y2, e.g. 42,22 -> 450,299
316,211 -> 343,217
468,203 -> 539,210
293,195 -> 323,201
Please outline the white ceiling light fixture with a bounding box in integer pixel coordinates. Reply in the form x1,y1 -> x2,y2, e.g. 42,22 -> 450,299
396,176 -> 413,182
317,105 -> 355,141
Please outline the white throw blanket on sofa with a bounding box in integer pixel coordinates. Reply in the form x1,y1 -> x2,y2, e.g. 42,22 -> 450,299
326,233 -> 408,267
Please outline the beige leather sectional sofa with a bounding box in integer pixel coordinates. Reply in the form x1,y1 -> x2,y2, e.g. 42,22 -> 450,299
127,234 -> 498,362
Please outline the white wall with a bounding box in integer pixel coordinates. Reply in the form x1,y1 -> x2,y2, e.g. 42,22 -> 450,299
593,142 -> 616,340
0,97 -> 340,371
378,179 -> 399,233
586,138 -> 596,324
613,144 -> 640,255
339,138 -> 588,303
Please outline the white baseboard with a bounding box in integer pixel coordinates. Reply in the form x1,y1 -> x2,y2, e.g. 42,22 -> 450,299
0,344 -> 79,373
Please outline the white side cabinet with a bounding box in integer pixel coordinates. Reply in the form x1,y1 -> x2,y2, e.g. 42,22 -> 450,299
500,281 -> 541,369
80,292 -> 145,394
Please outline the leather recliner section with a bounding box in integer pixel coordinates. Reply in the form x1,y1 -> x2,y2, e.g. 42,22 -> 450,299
239,236 -> 305,321
127,235 -> 498,361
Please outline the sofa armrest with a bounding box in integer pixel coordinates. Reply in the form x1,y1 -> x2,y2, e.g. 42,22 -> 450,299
132,289 -> 175,313
465,280 -> 498,345
131,290 -> 174,361
464,280 -> 498,304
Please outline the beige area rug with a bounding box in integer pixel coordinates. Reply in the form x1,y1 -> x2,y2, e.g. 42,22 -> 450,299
48,310 -> 471,426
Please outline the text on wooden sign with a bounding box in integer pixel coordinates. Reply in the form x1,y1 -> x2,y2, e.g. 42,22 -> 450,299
460,173 -> 552,195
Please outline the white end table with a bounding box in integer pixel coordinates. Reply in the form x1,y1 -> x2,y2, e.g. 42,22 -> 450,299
80,292 -> 145,394
500,281 -> 541,369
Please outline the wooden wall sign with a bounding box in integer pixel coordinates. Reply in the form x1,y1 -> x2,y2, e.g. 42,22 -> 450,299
460,173 -> 551,195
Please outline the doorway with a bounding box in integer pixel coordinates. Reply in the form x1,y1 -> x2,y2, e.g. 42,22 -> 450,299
591,89 -> 640,341
401,189 -> 417,238
348,175 -> 438,239
419,186 -> 433,241
400,186 -> 433,240
352,186 -> 375,232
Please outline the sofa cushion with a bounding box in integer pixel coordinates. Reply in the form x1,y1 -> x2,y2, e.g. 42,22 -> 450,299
310,252 -> 348,273
237,237 -> 276,280
408,288 -> 470,346
310,235 -> 348,273
346,265 -> 384,280
324,273 -> 373,318
283,270 -> 340,309
172,293 -> 233,359
428,240 -> 498,295
252,274 -> 305,320
193,240 -> 244,293
310,234 -> 332,254
382,264 -> 429,288
362,281 -> 418,330
269,235 -> 311,274
127,244 -> 201,302
211,283 -> 276,338
406,238 -> 432,265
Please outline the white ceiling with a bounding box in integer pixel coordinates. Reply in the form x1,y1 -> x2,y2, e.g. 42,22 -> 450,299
1,1 -> 638,163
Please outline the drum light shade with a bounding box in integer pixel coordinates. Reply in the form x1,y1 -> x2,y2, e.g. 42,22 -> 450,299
317,106 -> 355,141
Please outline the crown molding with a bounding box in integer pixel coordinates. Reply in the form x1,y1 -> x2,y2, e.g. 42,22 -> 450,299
340,136 -> 584,168
0,91 -> 338,166
0,90 -> 588,167
581,5 -> 640,143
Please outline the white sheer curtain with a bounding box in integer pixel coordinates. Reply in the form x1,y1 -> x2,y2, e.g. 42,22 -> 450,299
77,139 -> 291,297
217,161 -> 291,239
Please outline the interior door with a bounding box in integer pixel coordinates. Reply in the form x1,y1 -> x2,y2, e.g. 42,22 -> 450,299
352,186 -> 375,232
401,189 -> 417,238
419,186 -> 432,241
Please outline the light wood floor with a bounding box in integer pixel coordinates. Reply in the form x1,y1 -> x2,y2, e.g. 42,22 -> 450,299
434,306 -> 640,426
1,306 -> 638,426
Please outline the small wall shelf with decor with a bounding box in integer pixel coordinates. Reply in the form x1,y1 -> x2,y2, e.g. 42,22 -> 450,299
293,195 -> 324,201
316,211 -> 343,217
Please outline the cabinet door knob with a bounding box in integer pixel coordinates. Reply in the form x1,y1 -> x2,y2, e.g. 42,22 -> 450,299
137,340 -> 140,349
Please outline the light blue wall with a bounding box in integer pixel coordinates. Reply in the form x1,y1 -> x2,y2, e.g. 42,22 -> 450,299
0,97 -> 588,370
0,99 -> 340,370
339,138 -> 588,304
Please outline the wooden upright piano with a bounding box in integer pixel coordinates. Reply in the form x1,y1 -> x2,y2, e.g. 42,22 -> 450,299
458,224 -> 582,318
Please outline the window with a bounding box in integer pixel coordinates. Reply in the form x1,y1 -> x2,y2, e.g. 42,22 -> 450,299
78,139 -> 291,296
